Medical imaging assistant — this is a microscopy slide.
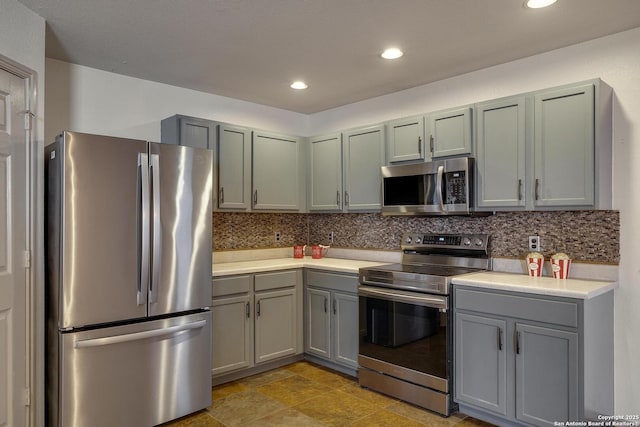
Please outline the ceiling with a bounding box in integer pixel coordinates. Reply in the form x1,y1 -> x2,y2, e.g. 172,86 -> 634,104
17,0 -> 640,114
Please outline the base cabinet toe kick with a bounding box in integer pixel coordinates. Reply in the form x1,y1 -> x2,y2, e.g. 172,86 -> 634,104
453,285 -> 614,426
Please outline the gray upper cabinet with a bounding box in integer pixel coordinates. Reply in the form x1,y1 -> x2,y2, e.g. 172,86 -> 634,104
161,115 -> 215,149
308,133 -> 343,211
534,84 -> 595,208
342,125 -> 385,211
475,97 -> 527,209
429,107 -> 473,158
252,131 -> 301,210
386,115 -> 426,163
218,125 -> 251,210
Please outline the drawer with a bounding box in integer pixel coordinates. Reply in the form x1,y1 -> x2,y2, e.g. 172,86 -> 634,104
212,275 -> 252,297
254,269 -> 299,292
455,288 -> 579,328
305,269 -> 358,293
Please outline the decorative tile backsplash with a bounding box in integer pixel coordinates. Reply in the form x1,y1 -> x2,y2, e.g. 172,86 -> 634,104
213,210 -> 620,264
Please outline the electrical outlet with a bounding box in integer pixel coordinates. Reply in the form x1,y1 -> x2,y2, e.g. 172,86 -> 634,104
275,231 -> 281,242
328,232 -> 334,243
528,235 -> 540,251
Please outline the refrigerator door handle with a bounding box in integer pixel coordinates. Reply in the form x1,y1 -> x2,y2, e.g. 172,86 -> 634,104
137,153 -> 150,306
73,319 -> 207,349
149,153 -> 161,304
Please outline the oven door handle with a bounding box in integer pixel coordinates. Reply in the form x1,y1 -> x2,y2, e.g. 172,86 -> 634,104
358,286 -> 448,310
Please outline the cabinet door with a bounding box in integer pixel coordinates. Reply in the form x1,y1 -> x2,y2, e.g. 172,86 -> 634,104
254,288 -> 297,363
534,84 -> 595,207
305,287 -> 331,359
343,125 -> 385,211
429,107 -> 472,158
211,294 -> 253,376
333,291 -> 358,368
179,117 -> 215,149
252,131 -> 300,210
218,125 -> 251,209
387,116 -> 426,163
476,98 -> 526,208
454,313 -> 508,416
515,323 -> 578,425
309,134 -> 342,211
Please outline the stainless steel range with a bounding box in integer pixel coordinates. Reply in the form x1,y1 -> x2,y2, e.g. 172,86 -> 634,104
358,233 -> 491,416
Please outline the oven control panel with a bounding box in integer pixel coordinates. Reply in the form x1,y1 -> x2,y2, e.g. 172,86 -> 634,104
402,233 -> 489,252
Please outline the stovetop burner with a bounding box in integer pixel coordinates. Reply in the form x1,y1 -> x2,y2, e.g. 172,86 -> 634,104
359,233 -> 491,295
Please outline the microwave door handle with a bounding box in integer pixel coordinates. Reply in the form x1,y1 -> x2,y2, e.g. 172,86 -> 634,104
436,164 -> 447,213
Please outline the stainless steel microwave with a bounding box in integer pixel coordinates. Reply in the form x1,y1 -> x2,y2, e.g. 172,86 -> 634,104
381,157 -> 475,216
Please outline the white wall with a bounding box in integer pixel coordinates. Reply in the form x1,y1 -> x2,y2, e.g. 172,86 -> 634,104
45,58 -> 309,144
310,27 -> 640,414
0,1 -> 46,426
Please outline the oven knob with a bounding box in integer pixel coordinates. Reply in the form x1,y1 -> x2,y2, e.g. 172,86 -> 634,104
405,236 -> 412,244
474,238 -> 484,247
415,237 -> 421,244
463,238 -> 471,246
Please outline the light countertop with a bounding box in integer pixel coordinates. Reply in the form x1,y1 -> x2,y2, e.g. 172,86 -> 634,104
213,256 -> 388,277
452,271 -> 617,299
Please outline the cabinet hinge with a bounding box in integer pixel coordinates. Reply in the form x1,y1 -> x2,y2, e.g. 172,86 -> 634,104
24,388 -> 31,406
23,250 -> 31,268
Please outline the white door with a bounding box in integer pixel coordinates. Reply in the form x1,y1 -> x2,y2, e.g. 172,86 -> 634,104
0,66 -> 28,427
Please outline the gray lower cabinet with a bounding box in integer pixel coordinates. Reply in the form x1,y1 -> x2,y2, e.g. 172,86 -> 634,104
304,270 -> 359,373
211,270 -> 303,379
454,286 -> 613,426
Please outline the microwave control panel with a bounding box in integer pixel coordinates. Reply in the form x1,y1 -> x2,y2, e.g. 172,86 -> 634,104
445,171 -> 467,204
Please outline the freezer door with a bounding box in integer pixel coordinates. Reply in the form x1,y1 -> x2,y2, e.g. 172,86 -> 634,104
49,131 -> 149,328
148,143 -> 212,316
51,311 -> 212,427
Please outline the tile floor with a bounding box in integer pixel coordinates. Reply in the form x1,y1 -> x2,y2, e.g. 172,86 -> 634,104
162,361 -> 495,427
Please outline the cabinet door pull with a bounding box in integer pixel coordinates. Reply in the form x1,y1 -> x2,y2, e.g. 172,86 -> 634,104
430,135 -> 434,153
257,300 -> 261,317
246,301 -> 250,318
418,136 -> 422,155
497,327 -> 503,351
344,191 -> 350,206
254,189 -> 258,205
337,190 -> 341,206
515,330 -> 521,354
324,297 -> 328,313
517,179 -> 522,201
535,179 -> 540,201
333,298 -> 337,315
220,187 -> 224,204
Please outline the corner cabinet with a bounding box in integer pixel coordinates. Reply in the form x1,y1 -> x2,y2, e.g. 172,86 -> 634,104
211,270 -> 303,382
308,133 -> 343,211
454,286 -> 613,426
304,270 -> 359,375
252,131 -> 302,210
386,115 -> 426,163
342,125 -> 385,211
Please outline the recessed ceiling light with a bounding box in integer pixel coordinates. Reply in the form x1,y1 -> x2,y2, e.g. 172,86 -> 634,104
381,48 -> 403,60
290,81 -> 308,90
525,0 -> 557,8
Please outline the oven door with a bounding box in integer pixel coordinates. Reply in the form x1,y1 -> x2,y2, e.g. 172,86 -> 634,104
358,286 -> 450,392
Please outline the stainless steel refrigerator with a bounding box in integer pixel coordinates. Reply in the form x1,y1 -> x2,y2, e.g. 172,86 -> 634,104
45,131 -> 213,427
